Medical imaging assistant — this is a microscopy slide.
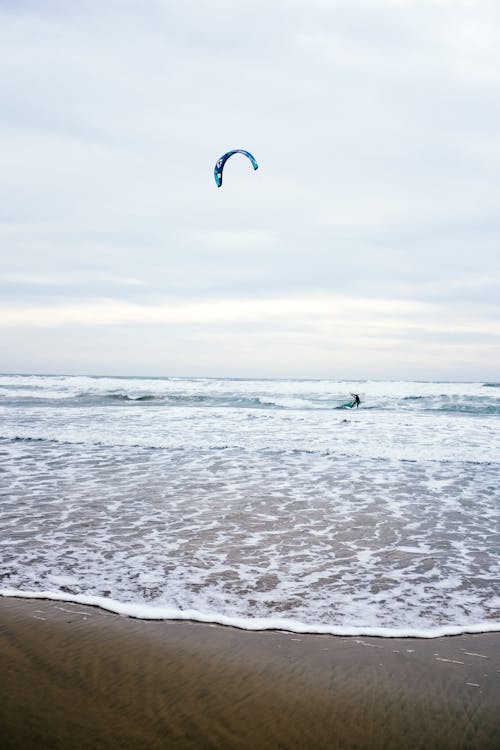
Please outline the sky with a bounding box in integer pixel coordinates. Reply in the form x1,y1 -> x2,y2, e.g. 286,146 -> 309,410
1,0 -> 499,379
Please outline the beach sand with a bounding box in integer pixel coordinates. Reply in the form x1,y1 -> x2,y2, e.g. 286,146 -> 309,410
1,597 -> 499,749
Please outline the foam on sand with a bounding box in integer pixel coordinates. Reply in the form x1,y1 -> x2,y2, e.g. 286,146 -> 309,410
2,589 -> 500,638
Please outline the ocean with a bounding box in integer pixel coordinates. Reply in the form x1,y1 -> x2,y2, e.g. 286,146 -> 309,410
1,373 -> 499,637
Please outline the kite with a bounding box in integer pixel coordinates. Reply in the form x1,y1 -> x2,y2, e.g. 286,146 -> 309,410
214,149 -> 258,187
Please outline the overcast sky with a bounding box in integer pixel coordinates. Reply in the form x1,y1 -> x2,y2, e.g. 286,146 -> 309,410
1,0 -> 499,379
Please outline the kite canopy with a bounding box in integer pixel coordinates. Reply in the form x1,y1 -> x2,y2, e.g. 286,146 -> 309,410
214,149 -> 258,187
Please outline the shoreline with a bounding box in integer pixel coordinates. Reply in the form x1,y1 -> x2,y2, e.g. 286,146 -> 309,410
1,597 -> 499,749
3,590 -> 499,638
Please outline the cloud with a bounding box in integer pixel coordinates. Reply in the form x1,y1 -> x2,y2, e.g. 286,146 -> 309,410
1,293 -> 497,344
0,0 -> 499,377
187,230 -> 275,248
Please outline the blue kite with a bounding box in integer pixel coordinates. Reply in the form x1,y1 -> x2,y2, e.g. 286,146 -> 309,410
214,149 -> 258,187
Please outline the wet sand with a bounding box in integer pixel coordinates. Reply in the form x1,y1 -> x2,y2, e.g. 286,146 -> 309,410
1,597 -> 499,749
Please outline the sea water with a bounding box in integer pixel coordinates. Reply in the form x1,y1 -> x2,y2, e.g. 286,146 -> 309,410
1,374 -> 499,637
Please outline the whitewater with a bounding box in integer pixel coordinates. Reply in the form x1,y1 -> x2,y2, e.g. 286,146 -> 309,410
1,374 -> 499,637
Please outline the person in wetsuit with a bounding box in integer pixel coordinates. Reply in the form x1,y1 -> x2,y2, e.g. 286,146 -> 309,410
351,393 -> 361,408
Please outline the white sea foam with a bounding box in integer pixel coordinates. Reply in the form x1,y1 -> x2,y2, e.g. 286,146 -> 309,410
0,375 -> 499,636
0,404 -> 498,462
1,589 -> 500,638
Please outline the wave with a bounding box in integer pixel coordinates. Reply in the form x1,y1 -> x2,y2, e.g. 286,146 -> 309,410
2,436 -> 497,467
0,390 -> 284,410
401,395 -> 500,415
3,390 -> 498,414
107,393 -> 157,402
2,589 -> 499,639
1,435 -> 239,452
1,376 -> 499,415
1,435 -> 333,457
435,405 -> 500,415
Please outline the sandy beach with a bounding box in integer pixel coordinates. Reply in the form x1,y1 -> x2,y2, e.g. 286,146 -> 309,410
1,597 -> 499,749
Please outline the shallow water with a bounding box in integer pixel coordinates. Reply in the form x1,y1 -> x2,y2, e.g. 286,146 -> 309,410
1,374 -> 499,635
